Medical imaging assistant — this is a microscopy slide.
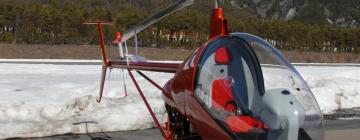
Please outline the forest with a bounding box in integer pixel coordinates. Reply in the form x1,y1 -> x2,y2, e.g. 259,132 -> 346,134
0,0 -> 359,53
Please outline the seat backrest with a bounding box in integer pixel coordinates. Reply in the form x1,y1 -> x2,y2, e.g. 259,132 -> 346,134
212,78 -> 236,112
195,37 -> 265,114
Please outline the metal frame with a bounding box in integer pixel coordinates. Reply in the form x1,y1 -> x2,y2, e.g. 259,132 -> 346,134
83,21 -> 113,103
128,69 -> 202,140
85,0 -> 232,139
128,69 -> 174,140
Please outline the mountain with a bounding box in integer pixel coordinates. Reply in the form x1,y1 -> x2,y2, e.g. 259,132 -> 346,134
1,0 -> 359,27
0,0 -> 359,52
226,0 -> 360,27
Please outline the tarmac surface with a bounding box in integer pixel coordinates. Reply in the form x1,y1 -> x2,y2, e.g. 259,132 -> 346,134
11,119 -> 360,140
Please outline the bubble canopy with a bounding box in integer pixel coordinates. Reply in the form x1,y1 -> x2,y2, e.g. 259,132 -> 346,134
232,32 -> 324,139
194,33 -> 324,139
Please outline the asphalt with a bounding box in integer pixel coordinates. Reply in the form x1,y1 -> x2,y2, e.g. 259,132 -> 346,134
323,119 -> 360,140
8,119 -> 360,140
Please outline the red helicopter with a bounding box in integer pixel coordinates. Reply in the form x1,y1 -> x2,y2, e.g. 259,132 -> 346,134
85,0 -> 324,139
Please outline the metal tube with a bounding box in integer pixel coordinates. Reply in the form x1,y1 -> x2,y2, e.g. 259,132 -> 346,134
97,23 -> 108,64
214,0 -> 218,9
118,42 -> 124,59
121,69 -> 128,97
136,70 -> 163,90
128,70 -> 167,139
134,30 -> 139,55
97,64 -> 107,103
124,40 -> 129,65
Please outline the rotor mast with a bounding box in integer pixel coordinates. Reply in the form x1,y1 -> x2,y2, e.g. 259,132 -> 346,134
210,0 -> 229,39
214,0 -> 218,9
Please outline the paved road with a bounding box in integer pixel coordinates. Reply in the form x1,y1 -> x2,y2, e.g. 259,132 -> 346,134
13,119 -> 360,140
325,119 -> 360,140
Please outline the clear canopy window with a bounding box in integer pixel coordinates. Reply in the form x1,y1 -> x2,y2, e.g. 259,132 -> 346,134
194,33 -> 324,140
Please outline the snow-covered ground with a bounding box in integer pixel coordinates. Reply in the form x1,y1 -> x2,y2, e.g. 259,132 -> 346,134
0,64 -> 170,139
298,66 -> 360,114
0,62 -> 359,139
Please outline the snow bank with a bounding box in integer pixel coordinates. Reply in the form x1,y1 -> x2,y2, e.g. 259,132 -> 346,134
0,63 -> 359,139
297,66 -> 360,114
0,64 -> 171,139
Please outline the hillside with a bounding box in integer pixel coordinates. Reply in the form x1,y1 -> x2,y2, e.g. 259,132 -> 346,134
0,0 -> 359,54
231,0 -> 360,27
2,0 -> 360,27
69,0 -> 360,27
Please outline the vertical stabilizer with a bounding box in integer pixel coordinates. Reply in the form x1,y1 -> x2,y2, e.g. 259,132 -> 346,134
83,21 -> 113,103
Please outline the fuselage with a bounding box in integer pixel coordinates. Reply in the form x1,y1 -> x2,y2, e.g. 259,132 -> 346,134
162,35 -> 259,140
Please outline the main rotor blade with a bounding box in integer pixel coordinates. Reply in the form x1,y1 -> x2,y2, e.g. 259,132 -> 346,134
121,0 -> 195,41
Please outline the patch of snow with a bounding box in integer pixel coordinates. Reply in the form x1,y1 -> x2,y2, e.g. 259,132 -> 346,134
297,66 -> 360,114
326,18 -> 334,24
0,59 -> 101,63
338,117 -> 360,120
285,8 -> 296,20
0,63 -> 359,138
0,64 -> 171,139
230,0 -> 242,9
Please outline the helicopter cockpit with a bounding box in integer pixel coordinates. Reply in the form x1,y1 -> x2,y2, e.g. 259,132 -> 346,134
194,33 -> 324,140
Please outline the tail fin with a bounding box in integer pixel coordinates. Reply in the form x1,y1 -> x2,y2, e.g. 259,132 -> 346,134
84,21 -> 113,103
83,21 -> 113,65
83,0 -> 195,103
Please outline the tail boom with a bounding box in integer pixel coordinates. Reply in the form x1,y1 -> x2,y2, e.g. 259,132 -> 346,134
109,60 -> 180,73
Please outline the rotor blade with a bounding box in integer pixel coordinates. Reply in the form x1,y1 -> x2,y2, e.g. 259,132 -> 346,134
121,0 -> 195,41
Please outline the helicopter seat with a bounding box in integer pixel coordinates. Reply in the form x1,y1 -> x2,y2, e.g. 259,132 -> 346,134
211,47 -> 237,112
226,115 -> 267,133
212,78 -> 236,112
215,47 -> 232,64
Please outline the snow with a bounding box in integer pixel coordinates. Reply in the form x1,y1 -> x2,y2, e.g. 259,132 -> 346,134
0,59 -> 101,63
297,66 -> 360,114
0,64 -> 171,139
0,62 -> 359,139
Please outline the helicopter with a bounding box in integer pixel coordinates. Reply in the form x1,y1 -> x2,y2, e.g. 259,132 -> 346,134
85,0 -> 324,139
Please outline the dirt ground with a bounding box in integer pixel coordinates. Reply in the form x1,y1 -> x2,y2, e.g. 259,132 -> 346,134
0,43 -> 359,63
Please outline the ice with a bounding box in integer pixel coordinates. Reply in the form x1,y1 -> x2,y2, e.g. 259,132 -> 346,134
0,62 -> 359,139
